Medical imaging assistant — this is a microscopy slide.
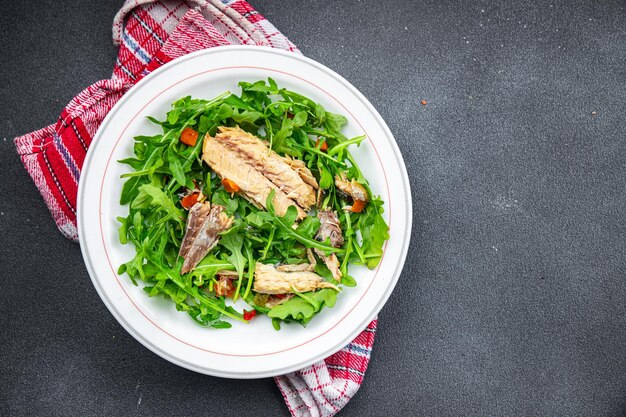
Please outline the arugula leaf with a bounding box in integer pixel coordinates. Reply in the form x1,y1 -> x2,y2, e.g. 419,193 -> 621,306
328,135 -> 366,157
325,112 -> 348,132
231,109 -> 263,124
167,148 -> 186,186
292,111 -> 308,127
187,255 -> 234,286
132,184 -> 184,228
219,228 -> 246,301
267,289 -> 337,327
357,197 -> 390,268
266,191 -> 344,254
212,103 -> 234,121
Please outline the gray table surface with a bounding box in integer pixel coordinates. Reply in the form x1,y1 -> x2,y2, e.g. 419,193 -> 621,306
2,1 -> 625,416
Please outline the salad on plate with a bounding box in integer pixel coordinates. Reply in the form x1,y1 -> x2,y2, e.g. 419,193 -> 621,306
117,78 -> 389,330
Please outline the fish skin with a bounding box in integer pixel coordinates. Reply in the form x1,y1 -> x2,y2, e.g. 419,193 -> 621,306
316,210 -> 344,247
178,202 -> 212,260
315,210 -> 344,281
180,203 -> 234,274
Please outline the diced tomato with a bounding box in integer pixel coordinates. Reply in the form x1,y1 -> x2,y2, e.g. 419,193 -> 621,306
243,309 -> 257,321
221,178 -> 240,193
315,138 -> 328,152
180,192 -> 200,209
350,199 -> 367,213
180,127 -> 199,146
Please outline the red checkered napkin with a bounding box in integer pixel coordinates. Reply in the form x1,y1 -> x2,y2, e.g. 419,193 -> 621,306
14,1 -> 377,415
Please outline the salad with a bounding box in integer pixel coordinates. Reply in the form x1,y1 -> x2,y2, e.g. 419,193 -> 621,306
117,79 -> 389,330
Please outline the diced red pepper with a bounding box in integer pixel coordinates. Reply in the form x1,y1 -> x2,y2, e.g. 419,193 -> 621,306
315,138 -> 328,152
350,199 -> 367,213
243,309 -> 257,321
180,192 -> 200,209
180,127 -> 199,146
221,178 -> 240,193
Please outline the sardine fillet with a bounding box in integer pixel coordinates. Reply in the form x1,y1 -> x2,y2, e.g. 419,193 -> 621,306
180,202 -> 233,274
315,210 -> 344,281
253,263 -> 338,294
203,137 -> 306,219
282,156 -> 319,189
215,126 -> 316,209
315,252 -> 342,282
179,202 -> 212,260
335,173 -> 369,202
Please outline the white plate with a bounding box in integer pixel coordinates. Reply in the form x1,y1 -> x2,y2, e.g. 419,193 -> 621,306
78,46 -> 411,378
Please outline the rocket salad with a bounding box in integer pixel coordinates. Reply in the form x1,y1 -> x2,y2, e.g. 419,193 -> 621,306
117,79 -> 389,330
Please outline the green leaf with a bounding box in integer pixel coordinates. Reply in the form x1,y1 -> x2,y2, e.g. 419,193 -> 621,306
232,109 -> 263,124
318,164 -> 333,190
167,108 -> 181,124
198,115 -> 211,133
219,229 -> 246,296
265,190 -> 344,254
297,216 -> 321,239
314,103 -> 326,124
268,77 -> 278,92
325,112 -> 348,132
211,320 -> 233,329
357,197 -> 390,269
292,111 -> 308,127
117,216 -> 129,244
225,94 -> 253,110
167,148 -> 186,186
212,189 -> 239,214
212,103 -> 233,121
327,135 -> 366,157
341,274 -> 357,287
133,184 -> 183,226
187,255 -> 234,286
267,289 -> 337,326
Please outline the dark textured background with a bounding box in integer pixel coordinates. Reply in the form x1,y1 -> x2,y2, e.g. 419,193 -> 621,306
1,1 -> 625,416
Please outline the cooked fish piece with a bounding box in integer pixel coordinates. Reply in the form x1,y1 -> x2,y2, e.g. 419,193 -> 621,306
253,293 -> 295,308
253,263 -> 339,294
316,210 -> 344,247
215,270 -> 239,277
281,155 -> 319,189
315,210 -> 344,281
179,202 -> 212,260
317,253 -> 342,282
203,136 -> 306,219
214,126 -> 316,209
276,263 -> 315,272
265,294 -> 295,308
215,274 -> 235,297
335,173 -> 369,202
179,202 -> 234,274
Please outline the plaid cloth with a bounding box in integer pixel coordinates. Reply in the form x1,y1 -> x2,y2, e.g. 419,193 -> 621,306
14,1 -> 377,416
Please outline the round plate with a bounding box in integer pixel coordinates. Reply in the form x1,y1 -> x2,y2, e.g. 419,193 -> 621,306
78,46 -> 411,378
